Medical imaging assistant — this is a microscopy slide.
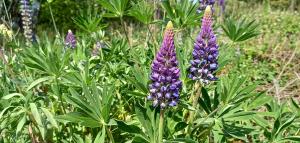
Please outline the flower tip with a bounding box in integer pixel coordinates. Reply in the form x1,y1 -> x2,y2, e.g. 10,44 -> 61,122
204,6 -> 212,15
166,21 -> 173,30
68,29 -> 72,33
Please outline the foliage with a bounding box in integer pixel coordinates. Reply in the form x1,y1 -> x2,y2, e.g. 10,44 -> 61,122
222,17 -> 260,43
1,0 -> 300,143
162,0 -> 201,29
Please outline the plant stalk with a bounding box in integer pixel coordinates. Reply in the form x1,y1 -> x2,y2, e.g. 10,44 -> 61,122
120,17 -> 131,47
158,110 -> 165,143
106,126 -> 115,143
188,81 -> 201,132
48,4 -> 59,37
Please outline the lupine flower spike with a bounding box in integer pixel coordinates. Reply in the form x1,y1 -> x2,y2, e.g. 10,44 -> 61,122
219,0 -> 225,14
92,41 -> 105,57
20,0 -> 34,44
189,6 -> 218,84
65,30 -> 76,49
199,0 -> 215,12
148,21 -> 182,109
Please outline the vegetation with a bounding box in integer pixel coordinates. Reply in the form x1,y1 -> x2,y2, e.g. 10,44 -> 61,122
0,0 -> 300,142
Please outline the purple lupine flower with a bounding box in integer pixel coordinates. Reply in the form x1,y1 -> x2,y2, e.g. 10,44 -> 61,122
147,21 -> 182,109
218,0 -> 225,14
65,30 -> 76,49
198,0 -> 215,13
92,41 -> 105,56
189,6 -> 218,84
20,0 -> 34,44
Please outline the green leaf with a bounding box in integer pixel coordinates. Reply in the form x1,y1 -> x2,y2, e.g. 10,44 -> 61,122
252,115 -> 270,128
198,97 -> 210,114
222,17 -> 260,43
16,114 -> 26,135
94,127 -> 106,143
201,87 -> 212,111
275,115 -> 295,137
129,1 -> 154,25
0,106 -> 15,119
2,93 -> 25,101
135,104 -> 153,139
247,93 -> 272,110
132,134 -> 150,143
280,136 -> 300,142
26,76 -> 53,91
178,102 -> 195,111
116,120 -> 142,134
127,91 -> 147,98
174,122 -> 188,133
223,111 -> 256,121
30,103 -> 45,139
165,138 -> 197,143
30,103 -> 43,126
41,108 -> 58,128
56,112 -> 100,128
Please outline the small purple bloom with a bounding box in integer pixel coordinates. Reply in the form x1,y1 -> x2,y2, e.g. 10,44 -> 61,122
198,0 -> 215,13
219,0 -> 225,14
92,41 -> 104,56
65,30 -> 76,49
189,6 -> 218,84
148,21 -> 182,109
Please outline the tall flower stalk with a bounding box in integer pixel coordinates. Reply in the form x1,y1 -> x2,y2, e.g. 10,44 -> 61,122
188,5 -> 218,129
20,0 -> 34,45
148,21 -> 182,142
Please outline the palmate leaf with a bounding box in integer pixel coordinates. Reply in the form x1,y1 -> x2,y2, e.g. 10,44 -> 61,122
56,112 -> 100,128
116,120 -> 143,134
222,17 -> 260,43
247,92 -> 273,110
23,43 -> 70,77
221,122 -> 256,141
162,0 -> 201,28
30,103 -> 45,140
98,0 -> 129,18
134,104 -> 158,143
218,74 -> 259,106
73,11 -> 107,33
128,1 -> 154,25
60,81 -> 114,132
124,64 -> 149,96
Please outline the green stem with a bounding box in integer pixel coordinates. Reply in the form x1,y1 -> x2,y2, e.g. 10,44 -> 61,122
158,110 -> 165,143
106,126 -> 115,143
120,17 -> 130,47
48,4 -> 59,37
188,81 -> 201,133
147,25 -> 157,56
147,25 -> 158,46
55,78 -> 66,114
